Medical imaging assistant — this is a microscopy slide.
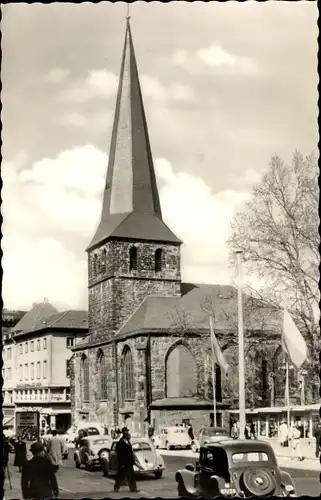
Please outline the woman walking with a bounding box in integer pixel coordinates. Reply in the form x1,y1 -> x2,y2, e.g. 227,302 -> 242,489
14,436 -> 27,472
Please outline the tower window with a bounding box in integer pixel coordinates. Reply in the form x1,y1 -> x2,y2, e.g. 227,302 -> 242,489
129,247 -> 138,271
122,346 -> 135,401
101,248 -> 107,273
155,248 -> 163,273
82,355 -> 89,402
93,254 -> 98,275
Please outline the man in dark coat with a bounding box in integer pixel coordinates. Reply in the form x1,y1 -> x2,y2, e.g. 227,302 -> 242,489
3,435 -> 10,470
114,427 -> 139,493
314,422 -> 321,458
14,436 -> 27,472
21,441 -> 59,500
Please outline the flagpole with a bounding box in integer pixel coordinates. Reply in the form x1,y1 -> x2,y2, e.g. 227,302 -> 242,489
236,250 -> 245,440
210,319 -> 217,427
285,359 -> 290,431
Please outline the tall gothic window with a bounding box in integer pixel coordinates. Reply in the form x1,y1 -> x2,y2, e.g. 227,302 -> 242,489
97,350 -> 108,400
82,355 -> 89,402
101,248 -> 107,273
93,254 -> 98,276
122,346 -> 134,400
155,248 -> 163,273
129,247 -> 137,271
166,343 -> 197,398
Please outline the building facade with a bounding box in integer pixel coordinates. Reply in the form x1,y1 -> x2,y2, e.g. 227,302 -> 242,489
2,300 -> 88,431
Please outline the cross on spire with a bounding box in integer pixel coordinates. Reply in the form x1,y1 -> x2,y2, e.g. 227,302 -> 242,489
126,3 -> 130,22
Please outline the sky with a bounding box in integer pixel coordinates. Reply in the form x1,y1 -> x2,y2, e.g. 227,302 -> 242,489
2,1 -> 318,311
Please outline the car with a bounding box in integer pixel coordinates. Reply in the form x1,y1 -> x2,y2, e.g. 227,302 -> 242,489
153,426 -> 191,450
101,436 -> 165,479
191,427 -> 230,452
175,440 -> 296,498
74,424 -> 104,448
74,435 -> 112,470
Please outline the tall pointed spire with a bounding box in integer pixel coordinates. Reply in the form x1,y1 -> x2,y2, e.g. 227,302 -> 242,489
88,19 -> 181,250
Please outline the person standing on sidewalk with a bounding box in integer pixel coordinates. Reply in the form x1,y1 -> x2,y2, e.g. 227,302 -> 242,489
289,423 -> 304,461
21,441 -> 58,500
279,420 -> 288,447
314,421 -> 321,458
14,436 -> 27,472
114,427 -> 140,493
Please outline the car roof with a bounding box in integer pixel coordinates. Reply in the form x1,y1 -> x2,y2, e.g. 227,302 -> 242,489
201,427 -> 227,433
85,435 -> 109,442
203,439 -> 274,454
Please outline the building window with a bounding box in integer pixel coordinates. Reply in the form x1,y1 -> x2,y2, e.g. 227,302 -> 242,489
129,247 -> 138,272
82,355 -> 89,402
19,364 -> 23,381
93,254 -> 98,275
122,346 -> 134,401
31,341 -> 34,352
165,343 -> 197,398
25,364 -> 29,381
97,350 -> 108,400
31,363 -> 35,380
7,347 -> 11,360
25,342 -> 29,354
66,359 -> 71,378
66,337 -> 74,348
155,248 -> 163,273
37,339 -> 41,351
37,362 -> 41,379
43,338 -> 47,349
101,248 -> 107,273
19,344 -> 23,354
43,361 -> 47,379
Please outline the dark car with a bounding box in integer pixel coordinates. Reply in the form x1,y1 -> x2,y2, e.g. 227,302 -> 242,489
175,440 -> 296,498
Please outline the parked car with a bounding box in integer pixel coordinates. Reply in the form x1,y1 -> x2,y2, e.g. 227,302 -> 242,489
191,427 -> 229,452
101,436 -> 165,479
74,424 -> 104,448
74,435 -> 112,470
175,440 -> 296,498
153,426 -> 191,450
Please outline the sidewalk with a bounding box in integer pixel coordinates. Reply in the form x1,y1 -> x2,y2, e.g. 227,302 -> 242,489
261,437 -> 318,461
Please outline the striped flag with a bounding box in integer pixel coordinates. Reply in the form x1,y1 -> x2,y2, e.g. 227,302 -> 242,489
209,315 -> 229,375
282,308 -> 308,370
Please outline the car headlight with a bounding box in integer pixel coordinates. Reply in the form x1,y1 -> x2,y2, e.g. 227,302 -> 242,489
285,485 -> 295,493
133,465 -> 139,471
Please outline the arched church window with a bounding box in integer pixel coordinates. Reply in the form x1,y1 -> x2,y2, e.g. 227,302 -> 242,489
129,247 -> 137,272
122,346 -> 134,400
155,248 -> 163,273
101,249 -> 107,273
82,355 -> 89,402
97,350 -> 108,400
166,343 -> 197,398
93,254 -> 98,275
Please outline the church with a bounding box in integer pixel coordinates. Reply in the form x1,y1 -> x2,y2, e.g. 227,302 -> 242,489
70,19 -> 286,435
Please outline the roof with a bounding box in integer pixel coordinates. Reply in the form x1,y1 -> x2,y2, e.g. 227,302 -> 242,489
203,439 -> 276,456
88,19 -> 180,250
13,309 -> 88,337
12,300 -> 59,334
117,283 -> 282,337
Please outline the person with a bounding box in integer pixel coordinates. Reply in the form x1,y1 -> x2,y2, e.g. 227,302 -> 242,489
14,436 -> 27,472
114,427 -> 139,493
289,423 -> 304,461
279,420 -> 288,447
46,430 -> 65,472
314,421 -> 321,458
188,425 -> 194,441
249,422 -> 256,439
148,423 -> 154,439
3,435 -> 10,470
21,441 -> 58,500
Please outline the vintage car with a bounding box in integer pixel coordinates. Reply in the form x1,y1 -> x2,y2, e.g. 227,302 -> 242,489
153,426 -> 191,450
74,423 -> 104,448
101,436 -> 165,479
74,435 -> 112,470
175,440 -> 296,498
191,427 -> 230,452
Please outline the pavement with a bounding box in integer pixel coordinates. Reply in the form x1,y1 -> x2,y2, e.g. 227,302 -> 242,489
4,445 -> 320,499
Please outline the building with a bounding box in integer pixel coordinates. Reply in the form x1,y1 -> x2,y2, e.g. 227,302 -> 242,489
2,309 -> 27,429
70,19 -> 295,436
3,299 -> 88,431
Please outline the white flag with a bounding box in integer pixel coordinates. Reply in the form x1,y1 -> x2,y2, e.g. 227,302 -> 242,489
282,308 -> 307,370
209,316 -> 229,375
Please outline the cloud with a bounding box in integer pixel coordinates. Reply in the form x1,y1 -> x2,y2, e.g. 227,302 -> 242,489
141,76 -> 195,102
170,44 -> 261,76
3,149 -> 254,310
57,112 -> 88,127
44,67 -> 70,84
59,69 -> 118,102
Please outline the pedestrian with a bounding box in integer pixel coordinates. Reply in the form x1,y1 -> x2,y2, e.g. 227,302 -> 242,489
314,421 -> 321,458
249,422 -> 256,439
3,435 -> 10,470
289,423 -> 304,461
46,430 -> 65,472
114,427 -> 140,493
279,420 -> 288,447
148,423 -> 154,439
188,425 -> 194,441
14,436 -> 27,472
21,441 -> 58,500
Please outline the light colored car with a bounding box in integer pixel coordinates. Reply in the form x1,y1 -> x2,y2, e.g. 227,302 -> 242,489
154,426 -> 191,450
74,435 -> 112,470
74,423 -> 105,448
101,436 -> 165,479
191,427 -> 229,452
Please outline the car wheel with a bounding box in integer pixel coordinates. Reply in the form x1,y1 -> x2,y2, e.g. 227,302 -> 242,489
191,443 -> 198,453
166,441 -> 171,451
154,470 -> 163,479
99,449 -> 109,461
240,468 -> 276,497
177,478 -> 187,497
102,461 -> 109,477
75,459 -> 80,469
84,457 -> 92,471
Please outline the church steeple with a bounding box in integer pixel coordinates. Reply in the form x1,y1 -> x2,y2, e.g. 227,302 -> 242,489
88,19 -> 181,251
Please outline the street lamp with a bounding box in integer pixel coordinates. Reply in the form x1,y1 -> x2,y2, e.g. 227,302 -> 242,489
235,249 -> 245,440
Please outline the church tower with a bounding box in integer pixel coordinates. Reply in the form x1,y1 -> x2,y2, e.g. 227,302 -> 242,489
87,19 -> 182,344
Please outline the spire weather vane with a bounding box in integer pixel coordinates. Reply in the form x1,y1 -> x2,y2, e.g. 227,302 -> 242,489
126,3 -> 131,21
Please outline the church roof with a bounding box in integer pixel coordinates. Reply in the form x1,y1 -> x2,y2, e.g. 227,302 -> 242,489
88,19 -> 180,251
116,283 -> 282,338
12,299 -> 59,335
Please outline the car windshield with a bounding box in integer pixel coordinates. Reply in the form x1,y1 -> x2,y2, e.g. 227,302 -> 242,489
86,428 -> 99,435
204,428 -> 226,436
232,452 -> 269,463
173,429 -> 186,433
91,439 -> 109,445
132,442 -> 152,452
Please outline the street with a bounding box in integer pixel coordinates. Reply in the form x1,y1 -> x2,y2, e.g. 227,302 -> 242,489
4,448 -> 320,498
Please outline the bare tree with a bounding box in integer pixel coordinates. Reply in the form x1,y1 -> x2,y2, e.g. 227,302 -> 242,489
228,150 -> 319,396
